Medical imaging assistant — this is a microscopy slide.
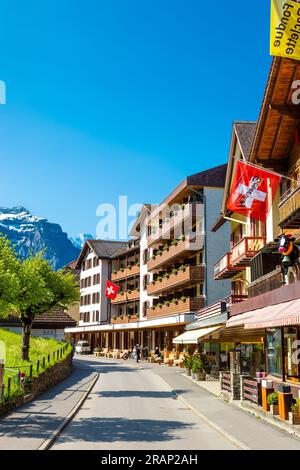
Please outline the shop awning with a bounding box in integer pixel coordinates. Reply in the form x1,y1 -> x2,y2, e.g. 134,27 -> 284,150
244,299 -> 300,330
226,311 -> 256,328
172,326 -> 222,344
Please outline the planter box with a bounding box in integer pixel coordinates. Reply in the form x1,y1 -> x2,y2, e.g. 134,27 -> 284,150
186,368 -> 191,376
289,411 -> 300,425
194,372 -> 206,381
270,404 -> 279,415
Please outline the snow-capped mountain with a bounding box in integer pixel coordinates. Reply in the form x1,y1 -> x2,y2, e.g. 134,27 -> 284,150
69,233 -> 93,250
0,206 -> 80,270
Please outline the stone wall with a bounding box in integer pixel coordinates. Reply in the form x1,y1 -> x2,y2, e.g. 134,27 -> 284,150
0,353 -> 73,418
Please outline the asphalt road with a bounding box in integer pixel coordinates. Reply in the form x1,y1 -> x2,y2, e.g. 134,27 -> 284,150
52,356 -> 237,450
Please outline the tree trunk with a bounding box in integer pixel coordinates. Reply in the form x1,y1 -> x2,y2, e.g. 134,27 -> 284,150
22,321 -> 32,361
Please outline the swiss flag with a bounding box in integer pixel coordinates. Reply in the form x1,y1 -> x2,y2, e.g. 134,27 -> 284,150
105,280 -> 120,300
227,161 -> 281,222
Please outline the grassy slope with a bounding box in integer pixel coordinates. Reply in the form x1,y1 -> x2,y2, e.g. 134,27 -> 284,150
0,328 -> 71,399
0,328 -> 68,367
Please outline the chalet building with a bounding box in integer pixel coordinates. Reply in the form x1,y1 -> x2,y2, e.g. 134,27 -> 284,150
0,310 -> 76,340
65,164 -> 231,352
211,57 -> 300,395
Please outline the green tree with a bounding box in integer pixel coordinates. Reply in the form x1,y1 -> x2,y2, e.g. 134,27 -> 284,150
0,236 -> 79,360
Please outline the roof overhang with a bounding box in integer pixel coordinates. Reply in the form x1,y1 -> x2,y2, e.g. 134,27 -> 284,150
249,57 -> 300,165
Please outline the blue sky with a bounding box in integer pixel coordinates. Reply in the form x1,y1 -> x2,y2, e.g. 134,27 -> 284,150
0,0 -> 271,238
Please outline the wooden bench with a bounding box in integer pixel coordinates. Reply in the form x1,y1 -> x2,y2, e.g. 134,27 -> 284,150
99,348 -> 109,357
108,349 -> 120,359
174,353 -> 184,367
163,353 -> 175,365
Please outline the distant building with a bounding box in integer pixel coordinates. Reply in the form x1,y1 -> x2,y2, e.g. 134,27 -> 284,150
0,310 -> 76,341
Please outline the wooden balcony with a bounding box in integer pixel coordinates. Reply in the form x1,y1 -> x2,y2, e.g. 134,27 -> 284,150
278,184 -> 300,228
248,267 -> 284,298
111,264 -> 140,281
111,314 -> 139,324
231,237 -> 266,267
146,296 -> 205,319
147,265 -> 205,295
148,203 -> 204,246
213,253 -> 242,280
147,235 -> 204,271
111,289 -> 140,304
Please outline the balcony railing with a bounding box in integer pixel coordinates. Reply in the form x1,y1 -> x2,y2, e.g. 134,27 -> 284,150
231,237 -> 266,267
111,314 -> 139,324
111,289 -> 140,304
147,234 -> 205,271
148,203 -> 204,246
146,296 -> 205,319
278,183 -> 300,228
213,253 -> 242,280
111,264 -> 140,281
147,265 -> 205,295
248,267 -> 284,298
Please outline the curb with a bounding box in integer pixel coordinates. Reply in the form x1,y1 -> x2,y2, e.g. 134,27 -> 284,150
38,372 -> 99,451
150,370 -> 250,450
179,369 -> 300,442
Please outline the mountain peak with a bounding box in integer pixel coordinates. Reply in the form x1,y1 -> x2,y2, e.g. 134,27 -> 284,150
0,206 -> 80,270
0,206 -> 31,216
70,233 -> 94,250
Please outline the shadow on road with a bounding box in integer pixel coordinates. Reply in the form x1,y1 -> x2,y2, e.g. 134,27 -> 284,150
95,390 -> 187,399
56,416 -> 194,443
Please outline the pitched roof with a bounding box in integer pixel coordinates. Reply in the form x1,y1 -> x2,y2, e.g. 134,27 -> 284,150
179,163 -> 228,190
75,239 -> 128,269
0,309 -> 76,328
234,121 -> 257,160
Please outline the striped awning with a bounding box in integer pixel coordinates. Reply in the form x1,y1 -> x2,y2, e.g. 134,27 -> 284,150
243,299 -> 300,330
226,310 -> 256,328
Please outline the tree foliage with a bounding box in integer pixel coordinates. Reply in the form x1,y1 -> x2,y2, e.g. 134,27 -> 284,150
0,236 -> 79,359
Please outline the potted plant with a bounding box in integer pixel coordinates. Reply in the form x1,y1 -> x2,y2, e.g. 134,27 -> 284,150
182,355 -> 193,376
267,392 -> 279,415
289,398 -> 300,425
192,356 -> 206,381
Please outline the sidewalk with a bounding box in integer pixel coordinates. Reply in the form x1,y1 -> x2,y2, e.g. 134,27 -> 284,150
0,363 -> 98,450
149,363 -> 300,450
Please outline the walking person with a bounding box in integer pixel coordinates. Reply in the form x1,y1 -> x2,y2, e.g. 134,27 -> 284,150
135,344 -> 141,363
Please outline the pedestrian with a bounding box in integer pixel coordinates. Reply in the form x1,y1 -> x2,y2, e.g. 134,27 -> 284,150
154,346 -> 161,361
135,344 -> 141,363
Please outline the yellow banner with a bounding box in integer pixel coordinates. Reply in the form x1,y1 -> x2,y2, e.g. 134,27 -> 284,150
270,0 -> 300,60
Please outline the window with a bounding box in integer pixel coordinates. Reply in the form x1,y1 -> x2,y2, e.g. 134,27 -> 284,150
284,327 -> 299,378
143,249 -> 149,264
266,328 -> 283,377
143,274 -> 149,290
143,301 -> 149,317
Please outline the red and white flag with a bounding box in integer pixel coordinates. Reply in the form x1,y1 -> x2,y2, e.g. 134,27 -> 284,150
105,280 -> 120,300
227,161 -> 281,222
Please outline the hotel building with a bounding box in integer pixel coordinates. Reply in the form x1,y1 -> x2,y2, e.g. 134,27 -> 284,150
66,164 -> 231,352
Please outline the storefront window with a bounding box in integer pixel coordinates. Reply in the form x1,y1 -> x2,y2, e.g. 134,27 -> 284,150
266,328 -> 283,377
241,343 -> 265,377
284,327 -> 299,379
